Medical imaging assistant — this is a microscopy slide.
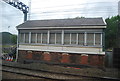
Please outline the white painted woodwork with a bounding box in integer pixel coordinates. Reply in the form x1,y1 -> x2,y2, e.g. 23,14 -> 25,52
18,45 -> 105,55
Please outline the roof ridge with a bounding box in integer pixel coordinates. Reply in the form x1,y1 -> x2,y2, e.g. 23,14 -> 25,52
27,17 -> 103,22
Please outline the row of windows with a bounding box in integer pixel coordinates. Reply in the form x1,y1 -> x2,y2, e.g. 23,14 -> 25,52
19,31 -> 102,46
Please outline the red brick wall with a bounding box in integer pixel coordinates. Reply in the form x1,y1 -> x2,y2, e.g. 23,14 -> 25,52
61,53 -> 70,63
70,54 -> 81,64
50,52 -> 61,63
80,54 -> 88,64
18,50 -> 26,59
89,55 -> 104,67
26,51 -> 33,59
32,51 -> 43,60
18,50 -> 105,67
18,50 -> 27,62
98,55 -> 104,66
43,52 -> 51,61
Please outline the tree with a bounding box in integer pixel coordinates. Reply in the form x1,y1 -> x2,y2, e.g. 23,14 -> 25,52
11,34 -> 17,44
105,15 -> 120,50
67,16 -> 85,19
75,16 -> 85,19
1,32 -> 17,45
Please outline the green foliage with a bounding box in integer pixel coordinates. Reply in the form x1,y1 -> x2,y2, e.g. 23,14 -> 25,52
75,16 -> 85,19
0,32 -> 17,45
11,34 -> 17,44
67,16 -> 85,19
105,15 -> 120,50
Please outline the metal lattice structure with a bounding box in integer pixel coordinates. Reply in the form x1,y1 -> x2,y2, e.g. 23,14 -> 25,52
3,0 -> 29,21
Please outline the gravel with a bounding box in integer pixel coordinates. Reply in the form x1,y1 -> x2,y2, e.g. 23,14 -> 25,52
2,60 -> 120,78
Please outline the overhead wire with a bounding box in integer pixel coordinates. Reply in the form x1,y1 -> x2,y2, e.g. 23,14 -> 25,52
31,1 -> 115,9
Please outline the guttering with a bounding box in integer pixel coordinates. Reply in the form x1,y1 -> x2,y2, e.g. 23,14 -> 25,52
17,26 -> 106,30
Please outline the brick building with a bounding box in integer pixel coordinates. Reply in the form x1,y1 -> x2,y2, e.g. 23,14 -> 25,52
16,18 -> 106,67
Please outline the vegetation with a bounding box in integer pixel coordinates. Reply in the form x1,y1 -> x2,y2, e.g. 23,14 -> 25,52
0,32 -> 17,53
74,16 -> 85,19
67,16 -> 85,19
0,32 -> 17,45
105,15 -> 120,50
11,34 -> 17,44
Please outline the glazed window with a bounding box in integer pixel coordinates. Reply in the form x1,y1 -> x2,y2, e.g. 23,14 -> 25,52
42,33 -> 47,44
19,30 -> 103,47
25,33 -> 29,43
87,33 -> 94,46
56,33 -> 62,44
37,33 -> 41,43
64,33 -> 70,44
71,33 -> 77,44
31,33 -> 36,43
50,33 -> 55,44
19,33 -> 24,43
95,33 -> 101,45
78,33 -> 84,45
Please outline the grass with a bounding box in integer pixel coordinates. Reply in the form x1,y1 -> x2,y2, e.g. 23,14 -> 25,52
2,44 -> 17,48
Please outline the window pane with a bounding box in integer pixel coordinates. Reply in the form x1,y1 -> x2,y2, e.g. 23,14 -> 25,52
50,33 -> 55,44
37,33 -> 41,43
25,33 -> 29,43
64,33 -> 70,44
31,33 -> 36,43
95,33 -> 101,45
71,33 -> 76,44
19,33 -> 24,43
78,33 -> 84,45
56,33 -> 61,44
87,33 -> 94,45
42,33 -> 47,44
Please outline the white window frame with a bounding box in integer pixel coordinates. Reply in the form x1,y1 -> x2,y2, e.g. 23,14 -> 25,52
23,33 -> 25,43
41,33 -> 43,44
29,32 -> 31,44
84,32 -> 87,46
55,33 -> 57,44
76,33 -> 78,45
62,30 -> 64,45
101,33 -> 102,46
35,33 -> 37,43
21,30 -> 103,47
70,33 -> 71,44
94,33 -> 96,45
47,30 -> 50,44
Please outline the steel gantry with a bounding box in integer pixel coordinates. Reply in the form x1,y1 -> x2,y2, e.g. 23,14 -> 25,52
3,0 -> 29,22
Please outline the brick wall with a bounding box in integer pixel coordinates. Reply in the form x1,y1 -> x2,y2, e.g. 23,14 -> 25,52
88,55 -> 104,67
50,52 -> 61,63
18,50 -> 105,67
43,52 -> 51,61
18,50 -> 26,62
61,53 -> 70,63
32,51 -> 43,60
81,54 -> 88,64
26,51 -> 33,59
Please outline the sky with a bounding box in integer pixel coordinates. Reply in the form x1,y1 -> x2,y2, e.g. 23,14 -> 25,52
0,0 -> 120,34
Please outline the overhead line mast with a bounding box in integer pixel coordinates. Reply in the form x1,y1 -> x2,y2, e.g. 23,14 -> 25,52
3,0 -> 29,22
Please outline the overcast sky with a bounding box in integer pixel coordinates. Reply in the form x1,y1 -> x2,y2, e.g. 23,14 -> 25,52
0,0 -> 120,34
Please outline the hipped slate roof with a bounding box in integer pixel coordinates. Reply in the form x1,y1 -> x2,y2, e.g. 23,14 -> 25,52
16,18 -> 106,29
